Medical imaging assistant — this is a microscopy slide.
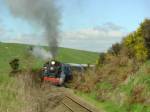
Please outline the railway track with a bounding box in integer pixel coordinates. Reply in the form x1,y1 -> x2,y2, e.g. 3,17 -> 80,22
52,93 -> 100,112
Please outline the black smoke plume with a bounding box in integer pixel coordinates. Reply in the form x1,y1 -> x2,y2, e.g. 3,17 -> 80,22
6,0 -> 60,58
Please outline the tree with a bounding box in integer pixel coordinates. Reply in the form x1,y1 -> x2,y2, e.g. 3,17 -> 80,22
108,43 -> 122,56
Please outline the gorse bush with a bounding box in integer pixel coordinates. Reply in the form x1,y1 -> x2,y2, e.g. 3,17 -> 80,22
105,19 -> 150,62
140,19 -> 150,54
123,28 -> 148,61
134,42 -> 148,61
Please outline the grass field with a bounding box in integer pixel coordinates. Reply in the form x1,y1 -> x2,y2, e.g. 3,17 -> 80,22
0,42 -> 99,74
0,42 -> 99,112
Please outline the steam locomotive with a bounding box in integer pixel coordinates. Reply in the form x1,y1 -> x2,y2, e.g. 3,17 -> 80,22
41,60 -> 72,85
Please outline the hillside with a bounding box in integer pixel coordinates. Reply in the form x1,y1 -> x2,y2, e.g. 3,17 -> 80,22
74,60 -> 150,112
0,42 -> 99,112
0,42 -> 99,74
70,19 -> 150,112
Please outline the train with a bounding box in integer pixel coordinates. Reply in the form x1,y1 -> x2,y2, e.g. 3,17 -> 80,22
41,60 -> 95,85
41,60 -> 73,85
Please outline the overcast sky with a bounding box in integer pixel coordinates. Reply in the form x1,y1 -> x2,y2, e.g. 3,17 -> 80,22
0,0 -> 150,52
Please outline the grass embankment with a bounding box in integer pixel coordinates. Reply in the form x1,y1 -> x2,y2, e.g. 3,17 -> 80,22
72,19 -> 150,112
0,42 -> 99,112
0,75 -> 23,112
74,61 -> 150,112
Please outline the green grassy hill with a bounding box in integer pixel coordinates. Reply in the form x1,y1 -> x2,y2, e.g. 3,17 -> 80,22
0,42 -> 99,74
0,42 -> 99,112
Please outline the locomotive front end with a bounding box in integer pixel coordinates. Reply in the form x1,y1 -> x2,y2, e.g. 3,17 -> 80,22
42,60 -> 66,85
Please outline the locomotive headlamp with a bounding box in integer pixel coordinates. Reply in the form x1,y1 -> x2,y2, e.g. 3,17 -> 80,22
50,67 -> 54,71
51,61 -> 55,65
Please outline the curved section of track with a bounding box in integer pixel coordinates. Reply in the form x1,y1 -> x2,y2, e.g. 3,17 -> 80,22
52,93 -> 100,112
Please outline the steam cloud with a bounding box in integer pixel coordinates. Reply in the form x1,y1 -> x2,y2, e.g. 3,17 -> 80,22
31,47 -> 52,61
6,0 -> 60,58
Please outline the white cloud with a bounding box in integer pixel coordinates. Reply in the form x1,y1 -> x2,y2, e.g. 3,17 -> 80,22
0,22 -> 128,52
60,23 -> 127,52
61,22 -> 126,40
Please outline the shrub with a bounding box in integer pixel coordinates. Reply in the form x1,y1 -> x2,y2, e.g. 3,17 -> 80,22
9,58 -> 20,74
96,53 -> 106,66
140,19 -> 150,57
108,43 -> 122,56
123,30 -> 148,61
134,43 -> 148,61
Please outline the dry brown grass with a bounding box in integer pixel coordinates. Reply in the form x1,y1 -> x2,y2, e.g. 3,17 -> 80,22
70,70 -> 98,93
11,70 -> 65,112
71,54 -> 142,103
129,84 -> 146,104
